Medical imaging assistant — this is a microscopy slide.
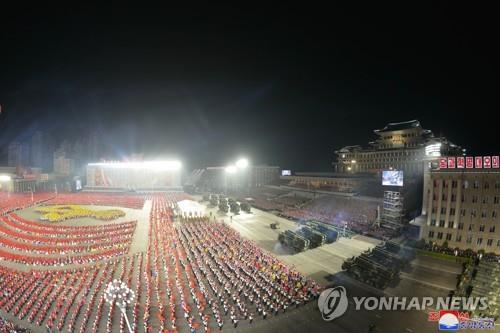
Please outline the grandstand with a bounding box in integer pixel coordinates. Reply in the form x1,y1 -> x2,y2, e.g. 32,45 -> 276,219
86,161 -> 182,191
232,185 -> 390,239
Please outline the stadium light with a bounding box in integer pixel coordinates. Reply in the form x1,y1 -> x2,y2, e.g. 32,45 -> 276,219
236,158 -> 249,169
88,161 -> 182,171
225,165 -> 237,174
0,175 -> 11,182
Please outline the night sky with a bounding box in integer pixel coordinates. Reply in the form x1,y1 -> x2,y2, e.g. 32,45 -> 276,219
0,4 -> 498,171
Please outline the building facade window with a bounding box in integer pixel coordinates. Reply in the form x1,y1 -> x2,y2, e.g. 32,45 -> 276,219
458,222 -> 464,230
437,232 -> 443,240
448,221 -> 454,229
476,238 -> 483,245
479,225 -> 485,232
428,231 -> 434,238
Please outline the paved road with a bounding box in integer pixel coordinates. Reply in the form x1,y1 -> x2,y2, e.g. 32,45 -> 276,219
199,202 -> 459,332
207,205 -> 380,287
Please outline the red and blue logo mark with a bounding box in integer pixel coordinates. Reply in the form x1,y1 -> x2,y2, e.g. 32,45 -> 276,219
428,310 -> 495,330
437,311 -> 461,330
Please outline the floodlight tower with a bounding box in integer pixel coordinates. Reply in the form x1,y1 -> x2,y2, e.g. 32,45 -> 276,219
0,175 -> 11,198
236,158 -> 249,194
225,165 -> 237,194
104,279 -> 135,333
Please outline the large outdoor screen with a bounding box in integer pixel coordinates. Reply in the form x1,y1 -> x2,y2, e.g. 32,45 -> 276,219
382,170 -> 404,187
281,170 -> 292,176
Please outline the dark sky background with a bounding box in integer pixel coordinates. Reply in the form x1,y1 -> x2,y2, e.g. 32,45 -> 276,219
0,3 -> 498,171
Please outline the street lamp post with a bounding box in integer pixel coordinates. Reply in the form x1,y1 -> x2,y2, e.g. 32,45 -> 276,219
104,279 -> 135,333
28,185 -> 33,203
225,158 -> 249,196
235,158 -> 249,194
225,165 -> 237,195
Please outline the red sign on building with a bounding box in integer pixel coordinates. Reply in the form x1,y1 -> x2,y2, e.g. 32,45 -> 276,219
492,156 -> 499,168
483,156 -> 491,168
475,156 -> 483,168
447,157 -> 456,168
439,158 -> 448,169
457,157 -> 465,168
466,156 -> 474,168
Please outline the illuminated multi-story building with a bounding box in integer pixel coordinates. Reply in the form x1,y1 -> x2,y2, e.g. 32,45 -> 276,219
8,141 -> 30,167
332,120 -> 463,227
30,130 -> 55,171
417,164 -> 500,254
333,120 -> 462,175
53,141 -> 75,175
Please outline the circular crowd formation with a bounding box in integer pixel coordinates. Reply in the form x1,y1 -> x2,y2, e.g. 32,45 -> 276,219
36,205 -> 126,222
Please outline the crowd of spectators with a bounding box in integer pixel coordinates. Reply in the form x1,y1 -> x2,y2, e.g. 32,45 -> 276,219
0,315 -> 30,332
241,189 -> 396,239
0,192 -> 55,216
273,195 -> 309,207
0,192 -> 317,332
0,254 -> 137,333
141,195 -> 320,332
47,193 -> 145,209
0,213 -> 136,265
280,196 -> 397,239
